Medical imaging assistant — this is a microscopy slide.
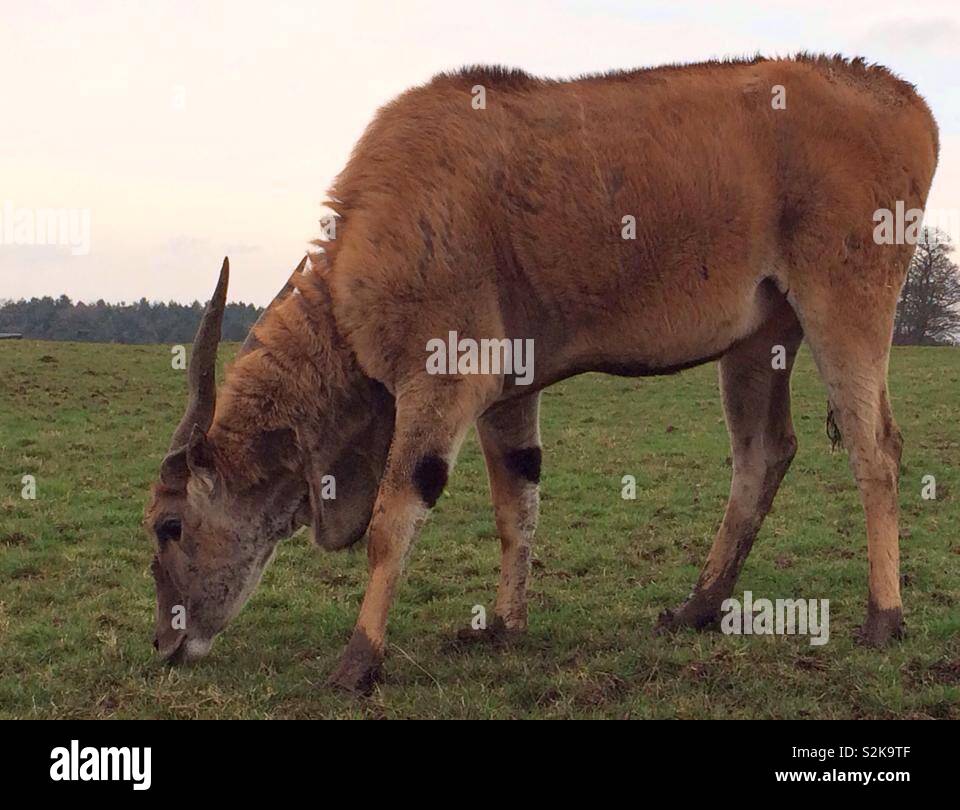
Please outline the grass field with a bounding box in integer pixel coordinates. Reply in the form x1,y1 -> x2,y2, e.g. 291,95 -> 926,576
1,340 -> 958,719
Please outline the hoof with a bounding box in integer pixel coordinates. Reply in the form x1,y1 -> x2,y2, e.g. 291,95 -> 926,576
454,615 -> 522,647
655,597 -> 720,635
856,604 -> 904,648
327,629 -> 384,696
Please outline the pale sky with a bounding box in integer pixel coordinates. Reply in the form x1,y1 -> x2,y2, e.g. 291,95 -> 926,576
1,0 -> 958,305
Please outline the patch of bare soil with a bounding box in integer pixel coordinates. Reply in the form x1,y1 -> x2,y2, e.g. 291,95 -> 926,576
0,531 -> 30,546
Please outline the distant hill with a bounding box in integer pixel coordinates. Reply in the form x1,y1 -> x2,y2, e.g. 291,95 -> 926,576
0,296 -> 263,344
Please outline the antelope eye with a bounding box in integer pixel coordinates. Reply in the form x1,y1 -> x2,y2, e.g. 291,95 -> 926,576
156,518 -> 182,543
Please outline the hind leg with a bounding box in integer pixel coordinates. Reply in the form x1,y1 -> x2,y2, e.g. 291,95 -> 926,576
797,292 -> 905,645
657,303 -> 803,632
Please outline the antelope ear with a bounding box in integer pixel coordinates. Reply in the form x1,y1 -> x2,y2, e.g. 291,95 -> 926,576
186,424 -> 218,490
159,447 -> 189,490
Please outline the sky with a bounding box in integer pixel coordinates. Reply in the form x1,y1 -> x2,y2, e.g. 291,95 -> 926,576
1,0 -> 958,305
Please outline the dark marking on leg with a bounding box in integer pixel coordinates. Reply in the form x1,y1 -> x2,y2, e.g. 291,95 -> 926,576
504,446 -> 542,484
413,454 -> 448,508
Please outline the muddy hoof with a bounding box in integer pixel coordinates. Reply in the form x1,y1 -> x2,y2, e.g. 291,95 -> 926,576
454,615 -> 522,647
655,599 -> 720,635
856,604 -> 904,648
327,630 -> 384,695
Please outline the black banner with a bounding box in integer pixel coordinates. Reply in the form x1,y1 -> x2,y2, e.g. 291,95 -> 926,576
2,720 -> 951,796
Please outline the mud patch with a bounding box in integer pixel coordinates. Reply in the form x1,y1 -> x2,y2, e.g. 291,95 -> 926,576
0,531 -> 30,546
929,659 -> 960,684
904,656 -> 960,689
574,672 -> 628,708
795,655 -> 828,672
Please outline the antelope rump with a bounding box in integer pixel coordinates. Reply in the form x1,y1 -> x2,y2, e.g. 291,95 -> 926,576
145,55 -> 939,694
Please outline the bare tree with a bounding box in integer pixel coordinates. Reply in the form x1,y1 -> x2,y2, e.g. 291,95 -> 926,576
894,227 -> 960,345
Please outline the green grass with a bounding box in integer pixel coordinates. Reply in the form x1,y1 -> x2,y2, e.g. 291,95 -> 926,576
1,341 -> 958,718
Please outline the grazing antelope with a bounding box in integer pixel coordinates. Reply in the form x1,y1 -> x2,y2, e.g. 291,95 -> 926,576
146,55 -> 938,693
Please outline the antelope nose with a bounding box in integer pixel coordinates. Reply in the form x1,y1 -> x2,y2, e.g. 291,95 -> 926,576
152,636 -> 160,651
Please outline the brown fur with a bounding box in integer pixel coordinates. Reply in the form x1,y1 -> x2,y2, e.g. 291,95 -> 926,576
148,55 -> 938,691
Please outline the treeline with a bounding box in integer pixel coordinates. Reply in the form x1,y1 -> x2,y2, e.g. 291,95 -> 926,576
0,296 -> 263,344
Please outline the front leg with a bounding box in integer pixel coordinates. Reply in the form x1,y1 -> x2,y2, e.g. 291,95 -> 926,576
328,495 -> 426,694
328,381 -> 494,694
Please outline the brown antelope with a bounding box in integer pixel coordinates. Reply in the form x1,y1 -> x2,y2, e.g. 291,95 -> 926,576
146,55 -> 938,693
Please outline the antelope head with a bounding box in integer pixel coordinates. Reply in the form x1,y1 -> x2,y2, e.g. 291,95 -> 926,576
145,258 -> 394,664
